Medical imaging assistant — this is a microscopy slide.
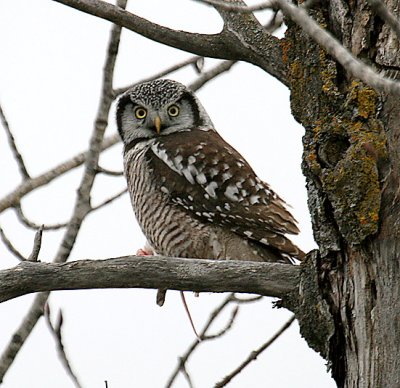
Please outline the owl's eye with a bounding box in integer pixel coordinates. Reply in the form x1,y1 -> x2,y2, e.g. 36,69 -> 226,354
167,105 -> 180,117
134,107 -> 147,119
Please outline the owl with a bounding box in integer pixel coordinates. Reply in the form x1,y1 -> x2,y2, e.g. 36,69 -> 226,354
117,79 -> 304,305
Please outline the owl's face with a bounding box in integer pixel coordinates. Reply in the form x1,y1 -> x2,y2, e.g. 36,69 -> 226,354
117,79 -> 213,145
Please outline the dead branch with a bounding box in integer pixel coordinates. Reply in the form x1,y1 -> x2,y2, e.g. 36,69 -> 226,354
52,0 -> 287,84
165,293 -> 237,388
214,315 -> 296,387
114,56 -> 205,96
90,188 -> 127,211
192,0 -> 275,12
0,256 -> 299,303
14,205 -> 68,231
0,225 -> 26,261
27,226 -> 43,262
189,60 -> 237,91
45,305 -> 83,388
0,133 -> 120,214
0,2 -> 127,382
0,103 -> 30,179
0,292 -> 49,384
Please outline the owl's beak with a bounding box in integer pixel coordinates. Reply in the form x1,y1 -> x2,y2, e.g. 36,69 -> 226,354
154,116 -> 162,134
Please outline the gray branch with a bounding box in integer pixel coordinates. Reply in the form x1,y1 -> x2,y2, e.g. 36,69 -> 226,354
0,103 -> 30,180
0,256 -> 299,303
276,0 -> 400,95
0,133 -> 120,214
52,0 -> 288,84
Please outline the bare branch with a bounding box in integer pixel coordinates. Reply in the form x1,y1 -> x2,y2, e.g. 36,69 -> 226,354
215,315 -> 296,387
368,0 -> 400,40
276,0 -> 400,95
0,103 -> 30,179
178,357 -> 195,388
192,0 -> 275,12
165,293 -> 237,388
203,305 -> 239,340
14,205 -> 68,231
0,292 -> 49,384
0,225 -> 26,261
52,0 -> 288,84
0,257 -> 299,303
189,60 -> 237,91
114,56 -> 205,96
27,226 -> 43,262
0,2 -> 127,382
0,133 -> 120,214
90,188 -> 127,211
95,166 -> 124,176
180,292 -> 202,341
45,305 -> 83,388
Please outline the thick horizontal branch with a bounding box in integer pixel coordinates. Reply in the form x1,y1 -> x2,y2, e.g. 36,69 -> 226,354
0,256 -> 300,303
52,0 -> 287,84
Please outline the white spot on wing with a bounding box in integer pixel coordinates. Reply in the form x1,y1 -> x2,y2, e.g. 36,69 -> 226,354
196,172 -> 207,185
224,185 -> 239,201
205,181 -> 218,198
222,171 -> 233,182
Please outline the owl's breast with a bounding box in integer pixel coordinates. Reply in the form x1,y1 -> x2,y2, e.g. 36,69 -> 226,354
123,141 -> 207,257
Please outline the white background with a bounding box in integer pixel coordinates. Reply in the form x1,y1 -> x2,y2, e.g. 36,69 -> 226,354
0,1 -> 335,387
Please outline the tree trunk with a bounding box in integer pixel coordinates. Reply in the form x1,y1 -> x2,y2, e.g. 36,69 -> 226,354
285,1 -> 400,386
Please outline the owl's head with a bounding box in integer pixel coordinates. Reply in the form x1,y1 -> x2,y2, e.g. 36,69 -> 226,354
116,79 -> 214,145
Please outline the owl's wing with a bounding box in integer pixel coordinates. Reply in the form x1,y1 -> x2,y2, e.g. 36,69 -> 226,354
147,130 -> 302,258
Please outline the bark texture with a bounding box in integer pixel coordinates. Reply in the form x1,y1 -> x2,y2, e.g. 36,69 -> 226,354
285,1 -> 400,387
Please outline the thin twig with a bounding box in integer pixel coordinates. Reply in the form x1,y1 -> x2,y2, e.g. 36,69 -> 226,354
14,205 -> 68,231
178,358 -> 195,388
0,103 -> 30,179
96,166 -> 124,176
0,133 -> 120,214
0,1 -> 127,382
90,188 -> 127,211
203,306 -> 239,340
0,292 -> 49,383
180,291 -> 201,342
28,226 -> 43,262
214,315 -> 296,387
44,304 -> 83,388
0,225 -> 26,261
192,0 -> 275,12
189,60 -> 237,91
114,56 -> 204,96
165,294 -> 238,387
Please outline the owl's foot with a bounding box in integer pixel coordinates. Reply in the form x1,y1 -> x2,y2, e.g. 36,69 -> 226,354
136,248 -> 153,256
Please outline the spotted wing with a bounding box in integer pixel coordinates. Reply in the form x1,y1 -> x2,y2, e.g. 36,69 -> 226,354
147,129 -> 302,258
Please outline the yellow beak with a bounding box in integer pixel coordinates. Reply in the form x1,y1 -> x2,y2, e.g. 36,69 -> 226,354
154,116 -> 162,134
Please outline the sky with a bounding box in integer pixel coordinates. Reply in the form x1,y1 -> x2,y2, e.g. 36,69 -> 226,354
0,1 -> 335,387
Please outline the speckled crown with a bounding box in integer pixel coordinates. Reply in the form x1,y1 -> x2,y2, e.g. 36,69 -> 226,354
128,79 -> 186,109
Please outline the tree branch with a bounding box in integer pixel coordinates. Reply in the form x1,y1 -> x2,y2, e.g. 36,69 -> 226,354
44,305 -> 83,388
0,133 -> 120,214
0,3 -> 126,382
215,315 -> 296,387
368,0 -> 400,40
276,0 -> 400,95
0,103 -> 30,180
52,0 -> 288,84
0,257 -> 299,303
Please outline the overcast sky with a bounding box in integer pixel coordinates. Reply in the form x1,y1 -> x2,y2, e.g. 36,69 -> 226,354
0,1 -> 335,387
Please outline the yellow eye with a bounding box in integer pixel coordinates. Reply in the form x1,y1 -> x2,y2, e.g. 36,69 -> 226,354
134,107 -> 147,119
167,105 -> 180,117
